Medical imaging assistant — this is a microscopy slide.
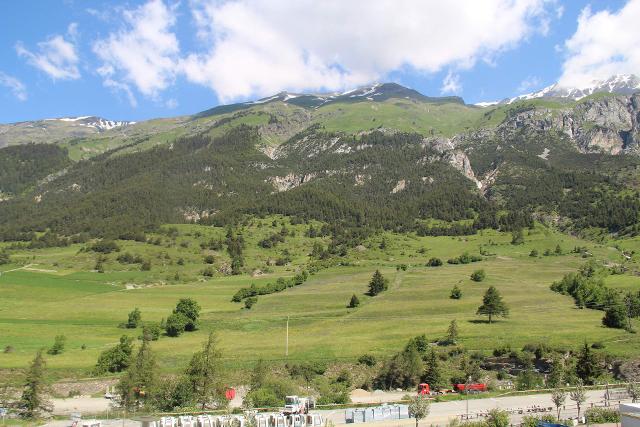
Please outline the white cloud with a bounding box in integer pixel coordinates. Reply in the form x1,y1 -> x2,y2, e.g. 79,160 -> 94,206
517,75 -> 541,92
182,0 -> 555,102
0,71 -> 27,101
441,71 -> 462,94
102,77 -> 138,107
16,30 -> 81,80
559,0 -> 640,88
93,0 -> 180,98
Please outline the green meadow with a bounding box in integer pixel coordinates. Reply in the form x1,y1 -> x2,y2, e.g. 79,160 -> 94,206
1,219 -> 639,378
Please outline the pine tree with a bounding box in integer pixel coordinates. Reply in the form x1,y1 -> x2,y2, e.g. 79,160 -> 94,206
348,294 -> 360,308
422,349 -> 443,390
116,333 -> 157,411
546,355 -> 564,388
575,342 -> 602,385
19,351 -> 52,419
476,286 -> 509,323
185,332 -> 225,410
368,270 -> 388,296
446,320 -> 459,344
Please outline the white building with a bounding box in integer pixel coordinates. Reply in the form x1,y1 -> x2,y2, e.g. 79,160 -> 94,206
621,403 -> 640,427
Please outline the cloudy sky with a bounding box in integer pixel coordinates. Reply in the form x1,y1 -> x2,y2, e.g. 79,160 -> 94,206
0,0 -> 637,123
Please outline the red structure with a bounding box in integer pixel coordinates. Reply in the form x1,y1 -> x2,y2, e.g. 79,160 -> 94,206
454,383 -> 487,392
418,383 -> 430,395
225,388 -> 236,400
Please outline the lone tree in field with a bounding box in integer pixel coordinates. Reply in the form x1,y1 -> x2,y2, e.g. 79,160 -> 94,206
570,380 -> 587,421
476,286 -> 509,323
368,270 -> 389,296
19,350 -> 52,419
174,298 -> 201,331
126,308 -> 142,329
185,332 -> 225,410
450,284 -> 462,299
551,388 -> 567,420
446,319 -> 459,344
46,335 -> 66,355
408,394 -> 430,427
348,294 -> 360,308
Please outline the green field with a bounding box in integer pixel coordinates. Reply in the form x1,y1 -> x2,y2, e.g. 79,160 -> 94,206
1,220 -> 639,377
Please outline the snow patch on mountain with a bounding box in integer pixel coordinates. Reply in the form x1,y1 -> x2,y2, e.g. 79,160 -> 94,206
508,74 -> 640,103
44,116 -> 134,131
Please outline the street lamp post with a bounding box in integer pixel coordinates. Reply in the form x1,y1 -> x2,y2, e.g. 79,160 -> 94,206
466,376 -> 472,420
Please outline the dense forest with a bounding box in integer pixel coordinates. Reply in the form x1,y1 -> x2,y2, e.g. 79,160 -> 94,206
0,122 -> 638,242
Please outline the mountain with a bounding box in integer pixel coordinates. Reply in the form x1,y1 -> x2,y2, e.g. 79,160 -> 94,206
195,82 -> 464,117
505,74 -> 640,104
0,115 -> 134,148
0,81 -> 639,241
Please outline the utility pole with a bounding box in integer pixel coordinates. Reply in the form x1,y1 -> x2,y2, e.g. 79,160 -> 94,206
466,376 -> 471,420
626,296 -> 633,332
285,316 -> 289,357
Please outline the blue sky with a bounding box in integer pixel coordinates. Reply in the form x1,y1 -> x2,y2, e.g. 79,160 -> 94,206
0,0 -> 637,123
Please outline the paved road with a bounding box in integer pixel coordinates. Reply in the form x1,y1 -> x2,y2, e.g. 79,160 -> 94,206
319,389 -> 626,426
48,389 -> 628,427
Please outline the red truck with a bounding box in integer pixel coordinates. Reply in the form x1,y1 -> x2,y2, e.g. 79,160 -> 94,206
417,383 -> 430,395
454,383 -> 488,392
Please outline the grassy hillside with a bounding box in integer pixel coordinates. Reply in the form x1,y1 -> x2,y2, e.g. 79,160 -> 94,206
1,220 -> 638,377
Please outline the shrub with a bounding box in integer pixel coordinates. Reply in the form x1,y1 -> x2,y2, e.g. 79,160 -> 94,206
521,414 -> 556,427
202,267 -> 215,277
126,308 -> 142,329
602,303 -> 628,329
174,298 -> 200,331
450,285 -> 462,299
470,269 -> 486,282
591,342 -> 605,349
141,260 -> 152,271
94,335 -> 134,374
244,297 -> 258,309
89,239 -> 120,254
203,255 -> 215,264
165,312 -> 189,337
585,407 -> 620,423
358,354 -> 377,367
47,335 -> 66,355
0,251 -> 11,265
143,322 -> 162,341
485,408 -> 510,427
426,257 -> 443,267
447,253 -> 482,265
529,249 -> 538,257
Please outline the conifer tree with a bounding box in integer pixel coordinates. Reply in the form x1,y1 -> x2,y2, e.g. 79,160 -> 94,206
348,294 -> 360,308
185,332 -> 225,410
368,270 -> 388,296
476,286 -> 509,323
19,351 -> 52,419
116,332 -> 157,411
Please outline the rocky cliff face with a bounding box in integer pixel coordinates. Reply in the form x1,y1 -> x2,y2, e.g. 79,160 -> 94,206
501,94 -> 640,155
